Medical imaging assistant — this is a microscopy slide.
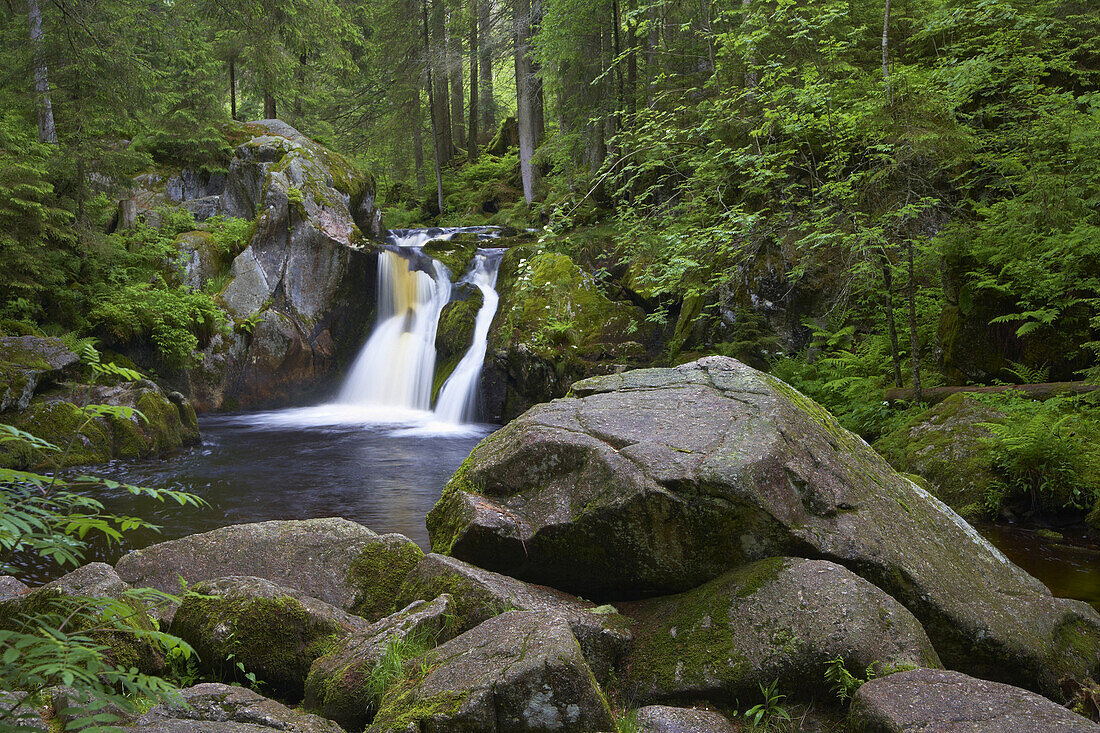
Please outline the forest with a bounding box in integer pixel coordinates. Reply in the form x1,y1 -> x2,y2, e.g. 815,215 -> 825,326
2,0 -> 1100,729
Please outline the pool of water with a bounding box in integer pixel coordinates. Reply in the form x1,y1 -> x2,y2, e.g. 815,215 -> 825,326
18,406 -> 492,584
978,523 -> 1100,611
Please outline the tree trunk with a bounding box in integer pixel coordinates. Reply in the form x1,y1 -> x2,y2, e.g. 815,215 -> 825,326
882,0 -> 892,104
413,86 -> 426,195
423,0 -> 445,213
626,0 -> 637,119
27,0 -> 57,144
230,58 -> 238,121
881,254 -> 903,387
513,0 -> 539,203
449,16 -> 466,149
468,3 -> 480,162
264,91 -> 277,119
697,0 -> 719,92
431,0 -> 454,166
478,0 -> 495,142
907,238 -> 922,402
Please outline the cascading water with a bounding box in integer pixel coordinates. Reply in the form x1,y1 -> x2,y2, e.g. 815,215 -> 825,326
434,249 -> 504,423
337,241 -> 451,412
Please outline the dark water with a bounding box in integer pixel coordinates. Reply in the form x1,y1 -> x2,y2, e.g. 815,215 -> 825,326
20,407 -> 492,584
978,524 -> 1100,611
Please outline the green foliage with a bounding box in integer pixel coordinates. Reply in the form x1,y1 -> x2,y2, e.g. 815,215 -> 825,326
743,680 -> 791,730
978,395 -> 1100,515
0,348 -> 203,732
203,216 -> 253,259
363,632 -> 437,716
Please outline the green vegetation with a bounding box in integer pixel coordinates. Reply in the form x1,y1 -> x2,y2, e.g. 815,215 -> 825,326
0,351 -> 203,732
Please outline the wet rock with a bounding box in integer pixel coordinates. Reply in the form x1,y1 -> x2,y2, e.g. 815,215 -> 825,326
848,668 -> 1100,732
123,683 -> 343,733
427,356 -> 1100,697
304,594 -> 457,729
368,611 -> 614,733
0,335 -> 80,412
394,552 -> 631,682
634,705 -> 737,733
621,558 -> 939,704
170,576 -> 371,699
116,519 -> 422,620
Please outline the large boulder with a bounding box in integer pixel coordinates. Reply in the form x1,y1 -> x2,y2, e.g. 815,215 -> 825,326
0,336 -> 80,412
170,576 -> 371,699
368,611 -> 614,732
180,120 -> 381,411
634,705 -> 737,733
393,553 -> 631,681
122,683 -> 344,733
304,594 -> 458,730
427,357 -> 1100,697
620,558 -> 939,704
848,668 -> 1100,732
116,519 -> 423,620
873,393 -> 1003,521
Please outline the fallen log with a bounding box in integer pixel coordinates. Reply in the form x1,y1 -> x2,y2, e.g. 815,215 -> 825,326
884,381 -> 1100,405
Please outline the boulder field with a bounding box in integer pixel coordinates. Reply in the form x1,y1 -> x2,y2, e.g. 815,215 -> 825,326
2,357 -> 1098,731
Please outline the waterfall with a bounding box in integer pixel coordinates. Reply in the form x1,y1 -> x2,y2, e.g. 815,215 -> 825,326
434,250 -> 504,424
337,246 -> 451,412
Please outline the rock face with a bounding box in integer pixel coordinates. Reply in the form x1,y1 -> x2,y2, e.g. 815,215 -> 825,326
368,611 -> 614,733
304,595 -> 458,730
172,120 -> 381,411
393,553 -> 631,682
170,576 -> 370,699
848,668 -> 1100,732
427,356 -> 1100,697
634,705 -> 737,733
0,337 -> 199,468
123,683 -> 345,733
873,393 -> 1003,520
621,558 -> 939,704
115,519 -> 422,619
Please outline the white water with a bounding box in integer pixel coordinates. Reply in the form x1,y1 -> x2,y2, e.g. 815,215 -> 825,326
337,248 -> 451,411
434,251 -> 503,423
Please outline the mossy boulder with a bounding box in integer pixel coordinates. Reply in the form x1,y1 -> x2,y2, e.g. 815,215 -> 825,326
392,553 -> 631,682
620,558 -> 939,705
433,293 -> 483,402
116,519 -> 422,622
304,594 -> 458,730
873,393 -> 1003,521
427,356 -> 1100,699
848,668 -> 1100,732
0,563 -> 165,675
122,682 -> 345,733
170,576 -> 371,700
174,230 -> 224,291
423,234 -> 480,277
367,611 -> 614,733
0,379 -> 201,469
0,336 -> 80,413
483,246 -> 649,422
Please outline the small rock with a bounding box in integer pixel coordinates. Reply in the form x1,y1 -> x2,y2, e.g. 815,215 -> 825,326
124,682 -> 343,732
848,668 -> 1100,732
0,576 -> 28,602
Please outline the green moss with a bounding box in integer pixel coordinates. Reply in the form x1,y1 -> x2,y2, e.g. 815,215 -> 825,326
0,400 -> 112,469
346,540 -> 425,620
424,236 -> 479,277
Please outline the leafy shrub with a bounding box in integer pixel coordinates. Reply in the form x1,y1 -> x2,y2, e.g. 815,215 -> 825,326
202,215 -> 253,259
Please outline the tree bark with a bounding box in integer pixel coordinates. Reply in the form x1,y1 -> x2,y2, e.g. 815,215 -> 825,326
881,254 -> 903,387
27,0 -> 57,144
422,0 -> 445,213
230,57 -> 238,121
513,0 -> 539,203
264,91 -> 277,119
478,0 -> 495,142
431,0 -> 454,166
468,2 -> 480,162
882,0 -> 892,104
626,0 -> 637,119
413,85 -> 426,195
448,16 -> 466,149
697,0 -> 719,92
